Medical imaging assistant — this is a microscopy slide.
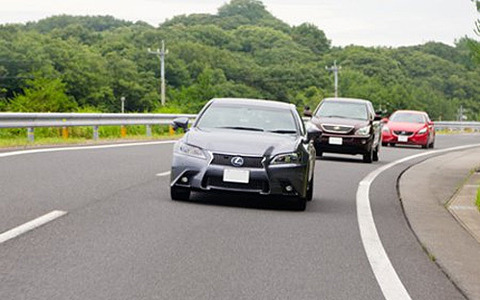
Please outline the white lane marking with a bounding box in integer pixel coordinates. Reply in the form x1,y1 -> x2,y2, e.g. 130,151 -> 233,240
0,140 -> 176,158
0,210 -> 67,244
357,143 -> 480,300
156,171 -> 171,177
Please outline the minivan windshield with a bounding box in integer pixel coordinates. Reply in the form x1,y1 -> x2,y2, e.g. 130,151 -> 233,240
196,104 -> 298,134
315,101 -> 368,120
390,112 -> 426,123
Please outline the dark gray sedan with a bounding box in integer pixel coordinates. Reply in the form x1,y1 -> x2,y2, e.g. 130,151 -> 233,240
170,98 -> 320,210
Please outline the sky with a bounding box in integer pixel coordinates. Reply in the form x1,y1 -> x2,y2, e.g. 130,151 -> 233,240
0,0 -> 478,47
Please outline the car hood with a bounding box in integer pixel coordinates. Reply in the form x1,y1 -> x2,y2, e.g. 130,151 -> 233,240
387,122 -> 425,132
184,127 -> 299,156
312,116 -> 370,129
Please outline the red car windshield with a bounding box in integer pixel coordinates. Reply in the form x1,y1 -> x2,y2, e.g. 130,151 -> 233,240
390,113 -> 425,123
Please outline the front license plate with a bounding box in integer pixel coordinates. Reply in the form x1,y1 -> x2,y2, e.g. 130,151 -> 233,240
398,135 -> 408,142
223,169 -> 249,184
329,137 -> 343,145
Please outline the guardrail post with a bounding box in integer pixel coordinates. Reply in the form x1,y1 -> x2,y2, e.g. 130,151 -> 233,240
169,125 -> 174,136
62,126 -> 68,140
121,125 -> 127,138
27,127 -> 34,142
146,125 -> 152,137
93,126 -> 99,141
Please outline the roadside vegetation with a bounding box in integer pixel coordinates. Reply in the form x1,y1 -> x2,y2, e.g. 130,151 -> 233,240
1,0 -> 480,142
0,125 -> 183,148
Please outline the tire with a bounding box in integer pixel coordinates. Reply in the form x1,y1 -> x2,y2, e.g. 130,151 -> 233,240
295,197 -> 307,211
171,186 -> 190,201
372,145 -> 379,162
382,142 -> 388,147
390,143 -> 395,147
306,178 -> 314,201
316,151 -> 323,158
429,141 -> 435,148
421,143 -> 428,149
363,148 -> 373,163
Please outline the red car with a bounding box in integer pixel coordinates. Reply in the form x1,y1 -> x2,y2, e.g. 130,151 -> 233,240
381,110 -> 435,148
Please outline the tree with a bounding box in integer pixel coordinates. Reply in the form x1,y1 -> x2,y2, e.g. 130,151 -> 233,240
8,76 -> 77,112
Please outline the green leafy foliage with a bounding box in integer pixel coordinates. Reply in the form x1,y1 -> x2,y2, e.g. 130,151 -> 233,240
0,0 -> 479,121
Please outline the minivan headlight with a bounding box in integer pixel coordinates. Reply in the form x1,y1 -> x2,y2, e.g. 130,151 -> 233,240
174,141 -> 207,159
355,125 -> 371,136
271,152 -> 302,165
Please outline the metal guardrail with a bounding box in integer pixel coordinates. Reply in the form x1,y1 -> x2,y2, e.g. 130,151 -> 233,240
0,113 -> 479,142
0,112 -> 197,141
434,121 -> 480,131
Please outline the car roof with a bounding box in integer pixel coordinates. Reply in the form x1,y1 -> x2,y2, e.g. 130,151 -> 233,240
322,97 -> 371,104
209,98 -> 295,110
392,110 -> 427,115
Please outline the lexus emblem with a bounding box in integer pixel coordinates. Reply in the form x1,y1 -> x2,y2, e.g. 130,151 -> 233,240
231,156 -> 244,167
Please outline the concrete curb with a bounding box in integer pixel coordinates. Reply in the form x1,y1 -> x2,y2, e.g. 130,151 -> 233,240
399,147 -> 480,299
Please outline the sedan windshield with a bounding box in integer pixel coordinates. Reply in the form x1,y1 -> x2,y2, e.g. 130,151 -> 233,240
315,101 -> 368,120
196,105 -> 298,134
390,113 -> 425,123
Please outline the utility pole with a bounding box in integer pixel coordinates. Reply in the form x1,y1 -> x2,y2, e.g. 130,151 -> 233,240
148,40 -> 168,106
326,60 -> 341,98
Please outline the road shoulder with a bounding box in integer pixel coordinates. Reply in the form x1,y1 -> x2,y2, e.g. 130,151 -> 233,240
399,147 -> 480,299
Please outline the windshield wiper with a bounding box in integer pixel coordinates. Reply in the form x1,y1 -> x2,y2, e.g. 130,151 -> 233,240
218,126 -> 264,132
268,129 -> 297,134
321,115 -> 349,119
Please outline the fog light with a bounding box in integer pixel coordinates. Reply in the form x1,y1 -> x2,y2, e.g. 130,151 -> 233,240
361,140 -> 366,144
181,176 -> 189,183
285,185 -> 293,192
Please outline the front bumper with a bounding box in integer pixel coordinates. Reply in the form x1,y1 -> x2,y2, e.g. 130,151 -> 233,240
314,133 -> 373,155
382,132 -> 428,145
171,153 -> 309,198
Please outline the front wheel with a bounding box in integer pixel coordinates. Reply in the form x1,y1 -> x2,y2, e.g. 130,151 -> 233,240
295,197 -> 307,211
306,178 -> 314,201
171,186 -> 190,201
372,145 -> 379,162
363,148 -> 373,163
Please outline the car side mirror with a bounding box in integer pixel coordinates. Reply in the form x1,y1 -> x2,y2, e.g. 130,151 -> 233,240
428,121 -> 434,126
381,117 -> 389,123
172,117 -> 189,132
306,124 -> 322,142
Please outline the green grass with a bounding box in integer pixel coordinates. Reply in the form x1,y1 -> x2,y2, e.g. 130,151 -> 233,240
0,125 -> 183,148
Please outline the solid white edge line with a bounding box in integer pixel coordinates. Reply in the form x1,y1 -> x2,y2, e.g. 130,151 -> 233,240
156,171 -> 171,177
0,210 -> 67,244
357,143 -> 480,300
0,140 -> 176,158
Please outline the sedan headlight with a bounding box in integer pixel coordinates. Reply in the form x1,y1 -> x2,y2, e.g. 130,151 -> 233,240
381,125 -> 390,133
417,127 -> 427,135
355,125 -> 371,136
271,152 -> 302,165
174,141 -> 207,159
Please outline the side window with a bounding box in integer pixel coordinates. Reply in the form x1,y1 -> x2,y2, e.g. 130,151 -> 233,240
367,103 -> 374,120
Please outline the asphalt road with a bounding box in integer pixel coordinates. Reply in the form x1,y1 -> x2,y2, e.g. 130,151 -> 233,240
0,135 -> 478,300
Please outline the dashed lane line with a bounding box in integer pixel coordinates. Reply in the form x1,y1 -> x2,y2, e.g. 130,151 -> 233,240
0,210 -> 67,244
